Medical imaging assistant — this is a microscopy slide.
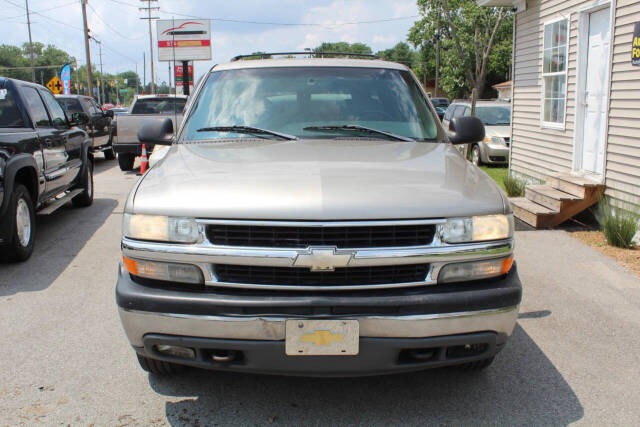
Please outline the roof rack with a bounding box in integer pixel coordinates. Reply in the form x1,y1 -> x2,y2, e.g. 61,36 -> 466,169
231,52 -> 380,61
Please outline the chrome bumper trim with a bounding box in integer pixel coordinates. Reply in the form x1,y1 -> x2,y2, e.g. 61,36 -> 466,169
121,238 -> 513,290
122,238 -> 513,268
118,305 -> 519,347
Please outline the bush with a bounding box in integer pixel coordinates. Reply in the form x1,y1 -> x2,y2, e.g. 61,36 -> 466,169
503,174 -> 525,197
598,198 -> 639,249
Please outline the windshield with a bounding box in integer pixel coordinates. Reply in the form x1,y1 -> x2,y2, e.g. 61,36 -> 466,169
131,97 -> 186,115
183,67 -> 438,141
475,105 -> 511,126
57,97 -> 83,113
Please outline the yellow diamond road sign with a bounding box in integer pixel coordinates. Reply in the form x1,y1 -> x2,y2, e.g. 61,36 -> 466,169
46,76 -> 63,94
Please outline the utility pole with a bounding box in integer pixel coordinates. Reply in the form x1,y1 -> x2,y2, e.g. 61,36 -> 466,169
139,0 -> 159,94
135,63 -> 139,95
168,62 -> 171,93
90,37 -> 105,105
143,52 -> 146,93
435,12 -> 441,98
24,0 -> 35,82
81,0 -> 93,99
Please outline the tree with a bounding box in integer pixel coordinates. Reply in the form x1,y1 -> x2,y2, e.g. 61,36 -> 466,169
376,42 -> 417,67
314,42 -> 373,57
409,0 -> 512,98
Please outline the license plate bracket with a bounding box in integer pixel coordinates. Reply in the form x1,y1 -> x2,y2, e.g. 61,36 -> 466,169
285,319 -> 359,356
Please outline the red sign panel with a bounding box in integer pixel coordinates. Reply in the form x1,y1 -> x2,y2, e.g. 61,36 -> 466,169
174,64 -> 194,86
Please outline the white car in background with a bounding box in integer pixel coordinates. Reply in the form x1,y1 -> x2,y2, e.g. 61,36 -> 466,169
443,101 -> 511,166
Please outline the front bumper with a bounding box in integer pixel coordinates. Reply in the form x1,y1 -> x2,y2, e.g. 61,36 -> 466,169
116,263 -> 521,375
481,142 -> 509,164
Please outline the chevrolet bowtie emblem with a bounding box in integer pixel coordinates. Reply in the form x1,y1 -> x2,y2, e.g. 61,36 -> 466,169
293,247 -> 353,271
301,330 -> 345,345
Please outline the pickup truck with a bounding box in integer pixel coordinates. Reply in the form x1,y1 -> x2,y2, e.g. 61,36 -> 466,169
116,56 -> 521,376
56,94 -> 115,159
112,95 -> 186,171
0,77 -> 93,262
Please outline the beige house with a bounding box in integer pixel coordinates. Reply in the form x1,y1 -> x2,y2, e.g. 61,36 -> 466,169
479,0 -> 640,226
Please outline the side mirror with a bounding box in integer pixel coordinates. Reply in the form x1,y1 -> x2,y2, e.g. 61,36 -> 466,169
448,116 -> 485,144
138,117 -> 174,145
70,111 -> 90,126
104,109 -> 114,118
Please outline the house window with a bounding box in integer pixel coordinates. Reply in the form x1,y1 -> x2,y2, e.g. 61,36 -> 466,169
542,18 -> 569,127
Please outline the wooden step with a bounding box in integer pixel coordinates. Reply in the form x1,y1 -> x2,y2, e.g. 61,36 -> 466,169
510,197 -> 558,228
525,184 -> 582,211
546,172 -> 601,198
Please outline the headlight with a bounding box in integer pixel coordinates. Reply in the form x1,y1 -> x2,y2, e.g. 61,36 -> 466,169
490,136 -> 505,144
440,214 -> 513,243
122,213 -> 199,243
123,256 -> 204,284
438,256 -> 514,283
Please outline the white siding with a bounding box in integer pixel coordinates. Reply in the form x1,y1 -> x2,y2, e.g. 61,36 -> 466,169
512,0 -> 640,206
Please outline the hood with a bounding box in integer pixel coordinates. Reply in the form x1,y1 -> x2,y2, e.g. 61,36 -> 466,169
483,125 -> 510,139
131,139 -> 506,220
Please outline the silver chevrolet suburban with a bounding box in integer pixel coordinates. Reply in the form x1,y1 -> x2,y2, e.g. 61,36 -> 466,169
116,54 -> 521,377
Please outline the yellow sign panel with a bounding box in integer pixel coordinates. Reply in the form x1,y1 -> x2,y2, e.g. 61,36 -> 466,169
46,76 -> 63,94
301,330 -> 345,346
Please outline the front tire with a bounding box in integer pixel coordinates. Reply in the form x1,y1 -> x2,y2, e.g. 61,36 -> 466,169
72,162 -> 94,207
118,153 -> 135,171
0,184 -> 36,262
104,147 -> 116,160
471,145 -> 482,166
136,354 -> 186,375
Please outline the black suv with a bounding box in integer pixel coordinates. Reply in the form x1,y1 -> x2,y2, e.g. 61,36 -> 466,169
0,78 -> 94,262
56,95 -> 115,159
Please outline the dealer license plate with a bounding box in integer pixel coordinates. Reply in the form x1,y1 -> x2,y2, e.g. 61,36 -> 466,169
285,319 -> 359,356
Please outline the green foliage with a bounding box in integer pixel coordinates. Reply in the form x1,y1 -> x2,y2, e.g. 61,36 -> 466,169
503,174 -> 525,197
0,42 -> 75,84
376,42 -> 417,66
598,198 -> 639,249
314,42 -> 373,57
409,0 -> 512,98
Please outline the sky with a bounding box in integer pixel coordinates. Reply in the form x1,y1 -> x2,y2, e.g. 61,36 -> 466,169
1,0 -> 420,84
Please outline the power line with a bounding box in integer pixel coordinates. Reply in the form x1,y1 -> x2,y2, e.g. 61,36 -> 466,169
86,1 -> 146,40
105,0 -> 418,27
0,0 -> 77,21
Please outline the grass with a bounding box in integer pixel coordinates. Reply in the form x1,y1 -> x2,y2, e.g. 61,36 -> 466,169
597,198 -> 639,249
479,166 -> 507,192
503,174 -> 526,197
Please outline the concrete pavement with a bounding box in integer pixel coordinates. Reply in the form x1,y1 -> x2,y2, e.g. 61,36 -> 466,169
0,158 -> 639,425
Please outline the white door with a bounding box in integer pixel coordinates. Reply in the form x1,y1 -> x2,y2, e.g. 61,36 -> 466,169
581,7 -> 610,175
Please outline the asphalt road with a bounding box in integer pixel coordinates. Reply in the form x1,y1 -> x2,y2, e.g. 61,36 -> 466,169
1,157 -> 639,426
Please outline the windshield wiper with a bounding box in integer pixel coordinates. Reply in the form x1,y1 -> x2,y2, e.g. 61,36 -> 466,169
303,125 -> 414,142
196,125 -> 297,141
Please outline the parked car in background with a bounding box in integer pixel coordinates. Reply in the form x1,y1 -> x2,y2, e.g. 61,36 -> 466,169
430,97 -> 449,109
443,100 -> 511,166
109,107 -> 129,116
0,78 -> 94,262
434,106 -> 446,121
116,55 -> 521,377
112,95 -> 187,171
57,94 -> 115,160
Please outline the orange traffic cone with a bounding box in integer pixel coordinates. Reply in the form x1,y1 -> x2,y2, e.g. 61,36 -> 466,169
139,144 -> 149,175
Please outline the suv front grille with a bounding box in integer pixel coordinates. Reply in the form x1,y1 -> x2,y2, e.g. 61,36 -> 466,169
206,224 -> 436,248
214,264 -> 429,287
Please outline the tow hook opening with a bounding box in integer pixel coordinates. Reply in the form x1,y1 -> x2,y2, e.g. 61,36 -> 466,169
446,343 -> 488,359
209,349 -> 242,364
